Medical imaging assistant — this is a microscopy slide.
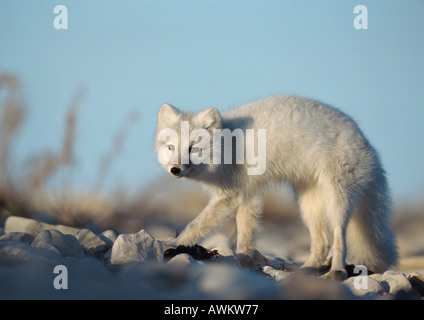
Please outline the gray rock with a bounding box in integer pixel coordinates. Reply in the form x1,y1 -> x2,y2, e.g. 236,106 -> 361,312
5,216 -> 107,257
32,239 -> 62,259
408,272 -> 424,297
74,228 -> 107,256
0,241 -> 50,264
5,215 -> 79,236
0,232 -> 35,244
369,273 -> 384,282
344,275 -> 385,296
5,216 -> 44,235
382,270 -> 412,295
101,231 -> 118,263
97,229 -> 117,247
369,273 -> 390,293
31,230 -> 84,259
110,229 -> 163,265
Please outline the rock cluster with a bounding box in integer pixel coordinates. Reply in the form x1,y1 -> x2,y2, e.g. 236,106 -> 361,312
1,216 -> 112,262
1,215 -> 423,300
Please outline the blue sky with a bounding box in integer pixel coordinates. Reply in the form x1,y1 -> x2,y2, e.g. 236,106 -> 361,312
0,0 -> 423,203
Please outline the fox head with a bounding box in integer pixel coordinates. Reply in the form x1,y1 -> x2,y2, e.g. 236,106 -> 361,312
155,103 -> 222,179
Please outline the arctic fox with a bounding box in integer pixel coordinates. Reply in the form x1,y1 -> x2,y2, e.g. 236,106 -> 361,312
155,95 -> 397,278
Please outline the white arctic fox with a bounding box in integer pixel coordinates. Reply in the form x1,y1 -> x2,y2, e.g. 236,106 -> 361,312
155,95 -> 397,278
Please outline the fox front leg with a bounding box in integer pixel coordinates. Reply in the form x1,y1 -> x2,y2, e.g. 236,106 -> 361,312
175,196 -> 238,246
234,195 -> 264,266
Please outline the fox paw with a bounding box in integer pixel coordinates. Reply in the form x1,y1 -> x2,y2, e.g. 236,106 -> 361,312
237,249 -> 269,269
319,269 -> 348,281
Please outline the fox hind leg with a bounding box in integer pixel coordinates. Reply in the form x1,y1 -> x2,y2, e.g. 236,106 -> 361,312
321,185 -> 358,280
297,187 -> 331,270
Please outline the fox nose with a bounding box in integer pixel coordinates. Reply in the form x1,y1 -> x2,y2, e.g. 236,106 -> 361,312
170,167 -> 181,176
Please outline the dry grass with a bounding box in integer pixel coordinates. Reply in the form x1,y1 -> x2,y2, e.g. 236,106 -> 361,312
0,73 -> 28,219
0,73 -> 140,231
26,88 -> 83,192
94,110 -> 141,192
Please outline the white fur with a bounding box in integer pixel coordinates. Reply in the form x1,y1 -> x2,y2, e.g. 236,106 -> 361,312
155,95 -> 398,276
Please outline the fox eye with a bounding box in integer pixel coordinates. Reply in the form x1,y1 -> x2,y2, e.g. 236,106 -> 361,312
189,146 -> 199,153
168,144 -> 175,151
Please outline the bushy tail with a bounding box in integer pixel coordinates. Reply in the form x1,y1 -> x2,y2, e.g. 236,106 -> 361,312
346,176 -> 398,273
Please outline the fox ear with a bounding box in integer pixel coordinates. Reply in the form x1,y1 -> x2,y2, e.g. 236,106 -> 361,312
196,107 -> 221,129
157,103 -> 180,129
